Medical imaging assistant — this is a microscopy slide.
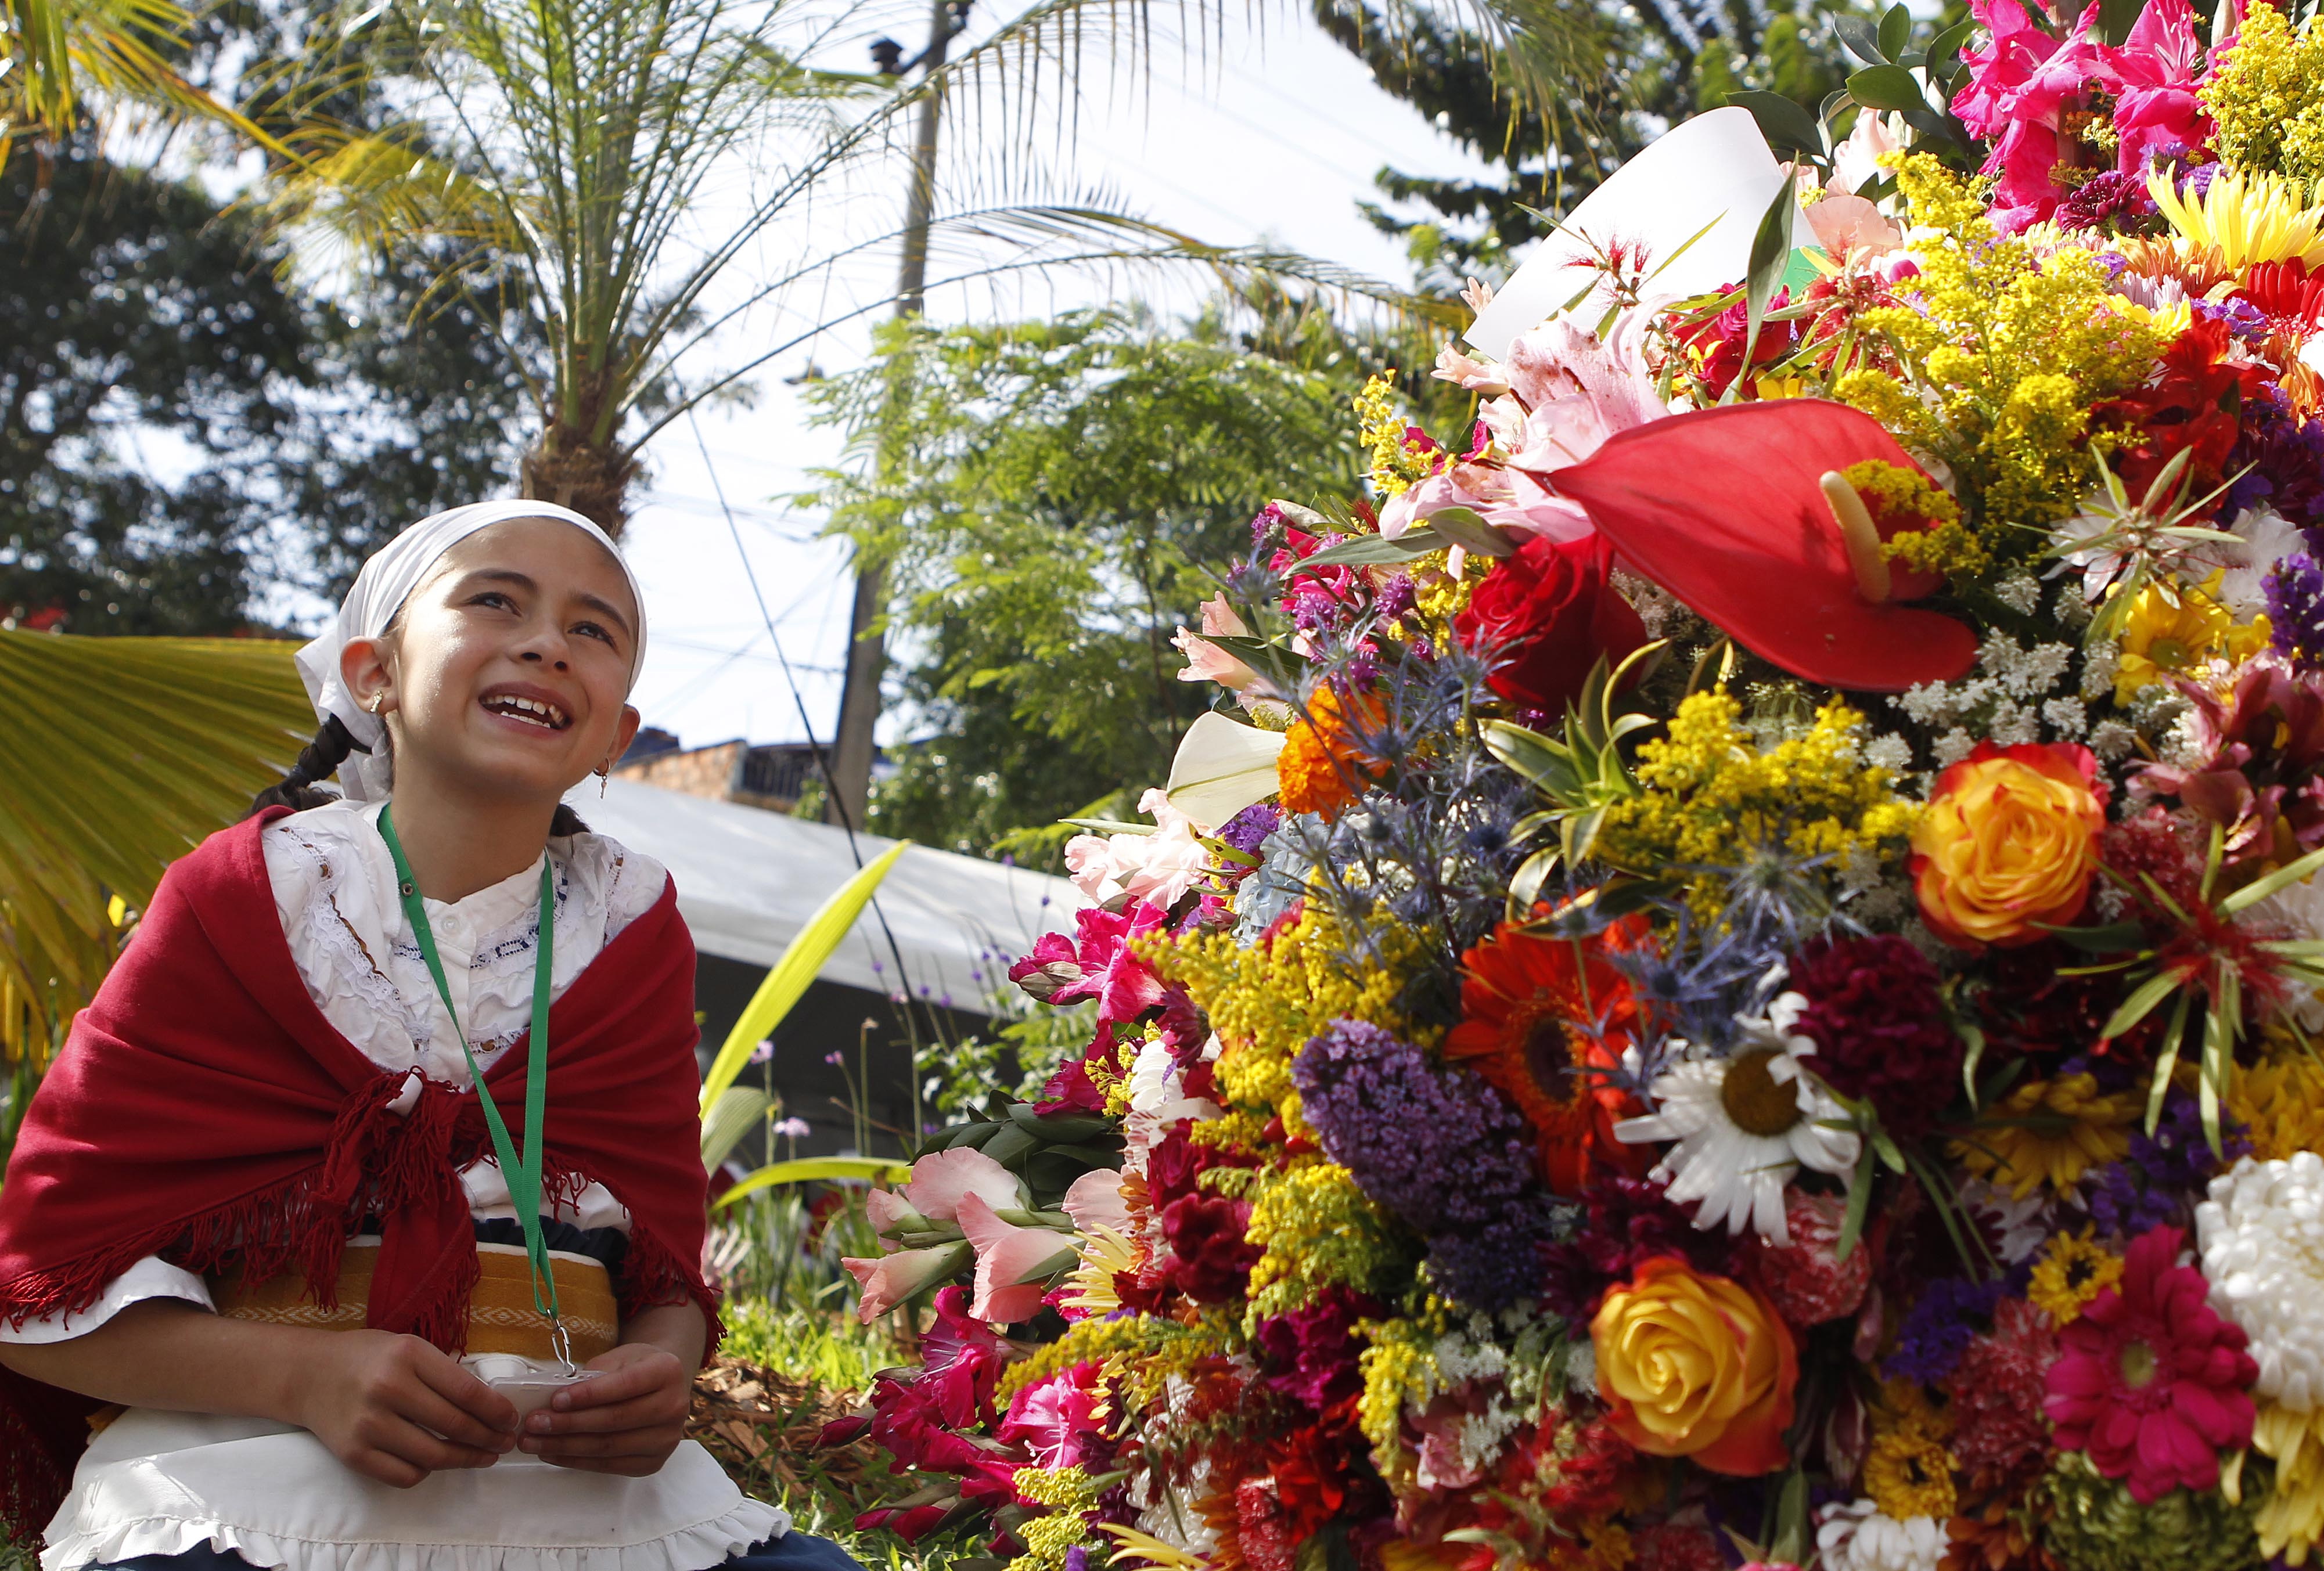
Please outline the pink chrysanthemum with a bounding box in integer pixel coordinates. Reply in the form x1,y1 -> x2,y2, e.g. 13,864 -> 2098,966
2043,1225 -> 2257,1502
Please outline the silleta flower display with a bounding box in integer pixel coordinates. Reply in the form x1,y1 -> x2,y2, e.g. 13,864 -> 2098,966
826,6 -> 2324,1568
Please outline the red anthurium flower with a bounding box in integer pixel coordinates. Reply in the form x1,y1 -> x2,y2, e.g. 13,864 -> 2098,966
1537,401 -> 1978,691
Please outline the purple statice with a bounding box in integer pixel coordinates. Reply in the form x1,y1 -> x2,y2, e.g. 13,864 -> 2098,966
2086,1090 -> 2246,1237
2266,554 -> 2324,671
1883,1275 -> 2009,1385
1249,502 -> 1287,557
2195,294 -> 2271,344
1291,1018 -> 1554,1311
1217,802 -> 1280,857
2230,391 -> 2324,529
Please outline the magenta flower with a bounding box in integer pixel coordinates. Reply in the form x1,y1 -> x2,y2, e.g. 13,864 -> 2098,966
996,1361 -> 1107,1469
2110,0 -> 2211,175
2044,1225 -> 2257,1502
1048,900 -> 1170,1025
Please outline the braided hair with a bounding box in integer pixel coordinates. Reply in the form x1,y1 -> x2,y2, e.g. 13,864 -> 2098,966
246,715 -> 592,837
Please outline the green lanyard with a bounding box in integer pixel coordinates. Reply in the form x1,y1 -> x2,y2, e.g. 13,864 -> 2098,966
376,805 -> 567,1360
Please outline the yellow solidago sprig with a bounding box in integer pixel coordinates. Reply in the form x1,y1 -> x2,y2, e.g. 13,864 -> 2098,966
1591,691 -> 1916,909
1355,373 -> 1443,498
1846,458 -> 1977,580
1836,156 -> 2169,564
2202,3 -> 2324,190
1142,903 -> 1415,1144
1240,1156 -> 1407,1327
1007,1466 -> 1105,1571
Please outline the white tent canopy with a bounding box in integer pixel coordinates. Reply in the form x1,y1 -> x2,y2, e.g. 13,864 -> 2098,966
574,776 -> 1085,1008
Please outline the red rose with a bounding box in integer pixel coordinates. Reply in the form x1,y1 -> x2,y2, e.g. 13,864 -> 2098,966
1454,533 -> 1647,714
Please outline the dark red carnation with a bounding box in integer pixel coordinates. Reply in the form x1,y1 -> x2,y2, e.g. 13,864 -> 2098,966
1255,1287 -> 1379,1412
1160,1191 -> 1262,1303
1452,532 -> 1646,714
1787,934 -> 1963,1142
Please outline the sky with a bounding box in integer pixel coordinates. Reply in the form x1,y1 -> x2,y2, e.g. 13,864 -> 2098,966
607,13 -> 1501,755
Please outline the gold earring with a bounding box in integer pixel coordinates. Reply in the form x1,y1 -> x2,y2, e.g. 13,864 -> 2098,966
597,759 -> 612,797
366,691 -> 386,716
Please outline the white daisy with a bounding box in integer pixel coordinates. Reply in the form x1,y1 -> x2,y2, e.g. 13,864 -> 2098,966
1614,992 -> 1862,1246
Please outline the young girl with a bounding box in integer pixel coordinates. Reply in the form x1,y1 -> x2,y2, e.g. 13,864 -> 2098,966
0,502 -> 861,1571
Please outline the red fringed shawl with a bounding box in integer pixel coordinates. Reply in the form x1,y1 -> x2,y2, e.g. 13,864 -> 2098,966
0,809 -> 717,1533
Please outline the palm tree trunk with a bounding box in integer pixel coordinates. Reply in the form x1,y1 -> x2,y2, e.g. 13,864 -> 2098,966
520,419 -> 639,536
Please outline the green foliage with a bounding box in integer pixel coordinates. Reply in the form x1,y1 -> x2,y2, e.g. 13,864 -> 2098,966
803,303 -> 1362,863
710,1185 -> 882,1312
721,1298 -> 902,1392
923,999 -> 1098,1126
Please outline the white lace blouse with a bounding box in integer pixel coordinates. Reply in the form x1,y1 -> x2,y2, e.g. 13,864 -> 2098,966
16,799 -> 791,1571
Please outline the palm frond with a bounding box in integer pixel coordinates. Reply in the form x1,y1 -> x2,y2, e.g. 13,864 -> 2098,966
2,0 -> 280,152
0,633 -> 312,1062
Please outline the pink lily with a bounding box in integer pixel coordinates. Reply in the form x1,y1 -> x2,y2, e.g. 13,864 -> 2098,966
955,1192 -> 1081,1324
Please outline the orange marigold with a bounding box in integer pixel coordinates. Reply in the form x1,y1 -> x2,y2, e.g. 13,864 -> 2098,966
1276,686 -> 1386,820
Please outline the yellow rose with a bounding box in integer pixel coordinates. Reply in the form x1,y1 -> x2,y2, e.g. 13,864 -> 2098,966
1590,1256 -> 1797,1476
1909,741 -> 2106,949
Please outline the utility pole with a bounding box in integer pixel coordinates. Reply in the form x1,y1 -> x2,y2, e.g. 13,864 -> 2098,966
828,0 -> 967,830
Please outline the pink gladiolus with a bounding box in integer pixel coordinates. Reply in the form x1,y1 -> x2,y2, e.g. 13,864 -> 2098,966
956,1192 -> 1080,1324
866,1186 -> 928,1242
2110,0 -> 2211,176
901,1146 -> 1024,1223
1061,1168 -> 1132,1239
845,1239 -> 973,1322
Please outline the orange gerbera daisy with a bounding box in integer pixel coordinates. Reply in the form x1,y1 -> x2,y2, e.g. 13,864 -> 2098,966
1442,918 -> 1648,1194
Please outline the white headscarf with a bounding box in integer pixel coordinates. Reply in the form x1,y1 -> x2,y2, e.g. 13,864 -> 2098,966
294,501 -> 650,803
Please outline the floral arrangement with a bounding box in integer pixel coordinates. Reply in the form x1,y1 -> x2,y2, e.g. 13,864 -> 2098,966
825,4 -> 2324,1569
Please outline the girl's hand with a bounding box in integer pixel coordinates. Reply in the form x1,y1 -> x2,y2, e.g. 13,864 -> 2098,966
521,1341 -> 693,1474
292,1329 -> 520,1487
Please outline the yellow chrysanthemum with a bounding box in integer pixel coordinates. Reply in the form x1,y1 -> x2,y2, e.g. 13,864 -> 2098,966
2231,1401 -> 2324,1565
1865,1426 -> 1959,1522
2112,571 -> 2272,703
2231,1051 -> 2324,1161
2029,1228 -> 2127,1324
2146,164 -> 2324,284
1952,1073 -> 2139,1198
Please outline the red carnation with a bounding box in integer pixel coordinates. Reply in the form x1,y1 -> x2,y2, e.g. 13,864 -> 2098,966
2044,1225 -> 2255,1502
1453,532 -> 1647,715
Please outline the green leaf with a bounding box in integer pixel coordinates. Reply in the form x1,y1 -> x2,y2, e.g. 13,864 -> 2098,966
701,1085 -> 775,1173
1924,16 -> 1978,82
1737,178 -> 1798,399
1835,15 -> 1887,63
1847,63 -> 1927,111
1295,529 -> 1444,571
698,838 -> 909,1111
2102,967 -> 2185,1043
2038,920 -> 2148,952
713,1155 -> 913,1208
1005,1104 -> 1115,1143
1423,507 -> 1519,558
1877,3 -> 1913,62
1724,90 -> 1826,160
2218,843 -> 2324,915
1836,1142 -> 1878,1262
1770,1469 -> 1810,1566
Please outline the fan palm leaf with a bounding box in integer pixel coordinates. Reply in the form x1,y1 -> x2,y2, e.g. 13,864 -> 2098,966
0,632 -> 311,1062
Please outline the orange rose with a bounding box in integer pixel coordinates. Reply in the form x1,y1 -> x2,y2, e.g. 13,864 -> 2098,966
1909,740 -> 2107,949
1590,1256 -> 1797,1476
